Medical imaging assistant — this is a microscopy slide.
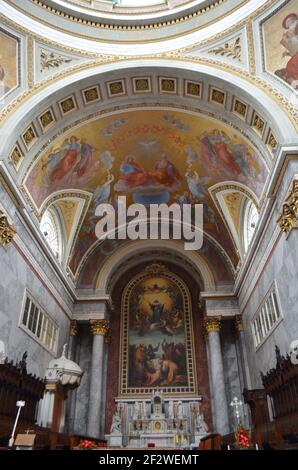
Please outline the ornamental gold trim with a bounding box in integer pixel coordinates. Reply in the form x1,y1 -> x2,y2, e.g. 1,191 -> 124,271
204,315 -> 222,333
277,180 -> 298,237
31,0 -> 228,31
70,319 -> 78,336
90,319 -> 110,337
234,314 -> 244,332
0,210 -> 16,247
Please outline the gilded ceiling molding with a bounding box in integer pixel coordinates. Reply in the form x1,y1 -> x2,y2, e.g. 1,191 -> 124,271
246,21 -> 256,75
0,209 -> 17,248
31,0 -> 228,30
27,36 -> 34,88
0,54 -> 296,135
277,180 -> 298,238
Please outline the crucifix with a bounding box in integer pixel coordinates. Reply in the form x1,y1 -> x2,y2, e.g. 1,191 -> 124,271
230,396 -> 243,424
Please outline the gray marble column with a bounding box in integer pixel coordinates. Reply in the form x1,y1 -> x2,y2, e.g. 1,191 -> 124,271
66,320 -> 78,434
205,316 -> 230,435
86,319 -> 109,438
234,315 -> 251,427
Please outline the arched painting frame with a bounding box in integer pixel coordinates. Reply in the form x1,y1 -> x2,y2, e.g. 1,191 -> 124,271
119,263 -> 197,397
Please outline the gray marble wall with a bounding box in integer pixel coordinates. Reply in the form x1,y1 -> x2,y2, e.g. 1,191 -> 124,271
0,185 -> 71,379
240,161 -> 298,388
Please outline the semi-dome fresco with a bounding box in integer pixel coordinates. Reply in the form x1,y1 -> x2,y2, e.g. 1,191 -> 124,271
24,110 -> 268,274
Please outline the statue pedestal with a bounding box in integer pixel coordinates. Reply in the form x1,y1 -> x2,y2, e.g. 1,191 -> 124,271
109,433 -> 122,448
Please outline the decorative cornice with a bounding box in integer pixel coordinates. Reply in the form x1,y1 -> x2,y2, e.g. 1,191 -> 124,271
204,315 -> 222,333
0,210 -> 17,247
90,319 -> 110,337
32,0 -> 227,30
277,180 -> 298,237
234,314 -> 244,332
69,319 -> 78,336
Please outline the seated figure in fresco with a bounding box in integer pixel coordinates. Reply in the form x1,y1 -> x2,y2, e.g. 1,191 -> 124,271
115,155 -> 148,189
149,153 -> 182,189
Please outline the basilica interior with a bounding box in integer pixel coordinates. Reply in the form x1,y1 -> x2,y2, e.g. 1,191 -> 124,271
0,0 -> 298,451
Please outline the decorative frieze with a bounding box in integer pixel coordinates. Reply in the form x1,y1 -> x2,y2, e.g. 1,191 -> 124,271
204,316 -> 222,333
277,180 -> 298,237
0,210 -> 16,247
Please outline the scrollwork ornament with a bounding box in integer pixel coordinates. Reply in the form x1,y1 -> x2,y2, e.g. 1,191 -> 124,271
0,210 -> 16,247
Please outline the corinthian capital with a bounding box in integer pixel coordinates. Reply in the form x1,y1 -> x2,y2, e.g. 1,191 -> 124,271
234,315 -> 244,332
204,316 -> 222,333
90,319 -> 110,337
0,210 -> 16,247
70,320 -> 78,337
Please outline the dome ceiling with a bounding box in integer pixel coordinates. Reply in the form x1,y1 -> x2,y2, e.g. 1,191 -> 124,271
23,109 -> 268,276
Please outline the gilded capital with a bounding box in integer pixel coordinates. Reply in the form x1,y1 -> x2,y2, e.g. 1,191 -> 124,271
278,180 -> 298,236
90,319 -> 110,337
0,210 -> 16,247
204,316 -> 222,333
70,320 -> 78,337
234,315 -> 244,332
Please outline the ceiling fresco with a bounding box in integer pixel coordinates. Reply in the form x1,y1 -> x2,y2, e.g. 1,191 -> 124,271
263,0 -> 298,91
24,109 -> 269,275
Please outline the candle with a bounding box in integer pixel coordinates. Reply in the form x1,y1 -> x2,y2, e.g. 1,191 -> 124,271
255,444 -> 259,450
227,445 -> 231,450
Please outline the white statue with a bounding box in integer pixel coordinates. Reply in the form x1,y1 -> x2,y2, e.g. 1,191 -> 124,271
177,401 -> 184,419
133,401 -> 140,420
110,406 -> 122,434
141,401 -> 147,419
290,340 -> 298,365
193,403 -> 208,435
168,400 -> 174,419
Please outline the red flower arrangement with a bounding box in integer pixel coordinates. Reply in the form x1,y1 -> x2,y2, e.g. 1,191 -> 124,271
235,424 -> 252,450
77,439 -> 98,450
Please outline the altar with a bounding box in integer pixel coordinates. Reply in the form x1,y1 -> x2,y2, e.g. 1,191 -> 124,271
108,391 -> 208,448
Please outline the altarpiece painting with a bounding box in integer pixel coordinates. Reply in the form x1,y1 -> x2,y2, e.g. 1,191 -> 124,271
119,264 -> 197,396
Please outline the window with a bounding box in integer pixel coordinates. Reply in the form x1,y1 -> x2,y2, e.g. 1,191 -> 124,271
252,285 -> 282,348
40,208 -> 62,260
21,294 -> 58,353
243,200 -> 259,253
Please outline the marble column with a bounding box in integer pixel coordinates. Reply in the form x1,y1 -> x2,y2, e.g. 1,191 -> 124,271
205,316 -> 230,435
234,315 -> 251,427
66,320 -> 78,434
86,319 -> 109,438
